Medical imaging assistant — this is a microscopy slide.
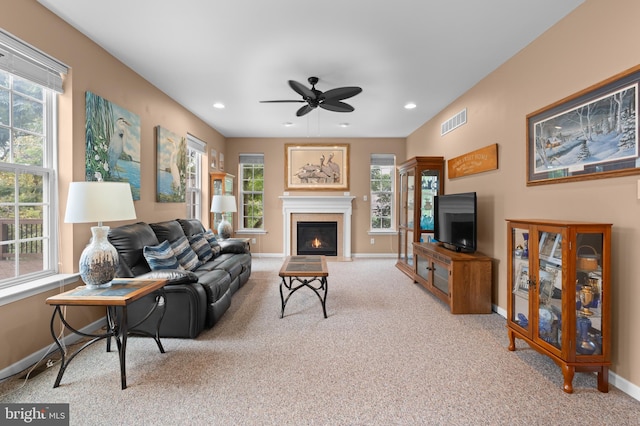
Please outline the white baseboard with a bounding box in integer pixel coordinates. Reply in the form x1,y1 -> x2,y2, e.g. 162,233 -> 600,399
0,317 -> 105,382
492,304 -> 639,402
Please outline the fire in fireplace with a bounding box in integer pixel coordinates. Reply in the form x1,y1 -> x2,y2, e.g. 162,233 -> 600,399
296,221 -> 338,256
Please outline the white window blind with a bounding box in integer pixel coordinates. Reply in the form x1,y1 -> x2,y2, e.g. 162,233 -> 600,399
370,153 -> 395,166
0,28 -> 68,93
187,133 -> 206,153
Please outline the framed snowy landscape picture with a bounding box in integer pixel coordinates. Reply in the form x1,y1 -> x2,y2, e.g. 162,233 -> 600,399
527,65 -> 640,185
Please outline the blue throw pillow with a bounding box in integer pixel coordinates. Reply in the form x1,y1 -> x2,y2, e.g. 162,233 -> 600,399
189,233 -> 213,262
203,230 -> 222,257
143,240 -> 183,271
171,236 -> 203,271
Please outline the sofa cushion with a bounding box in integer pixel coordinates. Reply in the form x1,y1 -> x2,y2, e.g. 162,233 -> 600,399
219,239 -> 250,254
150,220 -> 186,244
108,222 -> 159,277
170,236 -> 203,271
144,240 -> 183,271
178,218 -> 206,238
203,230 -> 222,257
194,269 -> 232,302
189,233 -> 213,262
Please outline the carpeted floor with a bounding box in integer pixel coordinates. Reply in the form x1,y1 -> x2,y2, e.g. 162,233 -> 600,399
1,258 -> 639,425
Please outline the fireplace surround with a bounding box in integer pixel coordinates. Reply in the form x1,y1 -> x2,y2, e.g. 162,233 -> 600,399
280,195 -> 355,259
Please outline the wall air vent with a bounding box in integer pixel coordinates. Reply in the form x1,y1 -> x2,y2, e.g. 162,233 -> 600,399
441,108 -> 467,136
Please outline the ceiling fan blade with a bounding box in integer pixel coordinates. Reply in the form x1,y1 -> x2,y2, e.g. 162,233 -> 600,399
289,80 -> 316,100
296,104 -> 315,117
321,86 -> 362,101
259,100 -> 305,103
319,100 -> 354,113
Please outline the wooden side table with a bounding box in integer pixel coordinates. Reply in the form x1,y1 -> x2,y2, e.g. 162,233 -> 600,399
46,278 -> 167,389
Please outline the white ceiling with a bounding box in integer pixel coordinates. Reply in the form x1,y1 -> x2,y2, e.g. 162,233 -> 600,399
38,0 -> 584,139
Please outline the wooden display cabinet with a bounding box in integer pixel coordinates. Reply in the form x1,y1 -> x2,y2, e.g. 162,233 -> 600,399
413,242 -> 492,314
506,219 -> 611,393
209,171 -> 235,233
396,156 -> 444,279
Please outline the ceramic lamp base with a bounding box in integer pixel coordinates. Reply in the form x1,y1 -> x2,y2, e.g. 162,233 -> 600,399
217,219 -> 232,240
79,226 -> 119,288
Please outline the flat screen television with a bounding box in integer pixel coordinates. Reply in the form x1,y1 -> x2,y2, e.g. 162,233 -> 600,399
434,192 -> 477,253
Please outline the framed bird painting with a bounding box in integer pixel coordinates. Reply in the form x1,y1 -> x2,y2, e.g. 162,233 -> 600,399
85,91 -> 141,200
156,126 -> 187,202
285,143 -> 349,190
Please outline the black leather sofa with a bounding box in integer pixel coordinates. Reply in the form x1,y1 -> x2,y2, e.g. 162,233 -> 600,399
108,218 -> 251,338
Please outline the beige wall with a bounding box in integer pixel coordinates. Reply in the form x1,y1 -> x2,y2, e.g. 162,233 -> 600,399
1,0 -> 638,395
0,0 -> 224,371
407,0 -> 640,388
225,138 -> 405,255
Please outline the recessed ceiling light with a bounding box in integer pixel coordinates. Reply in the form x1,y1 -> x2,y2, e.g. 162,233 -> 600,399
339,123 -> 350,128
404,102 -> 417,110
283,122 -> 294,127
213,102 -> 225,109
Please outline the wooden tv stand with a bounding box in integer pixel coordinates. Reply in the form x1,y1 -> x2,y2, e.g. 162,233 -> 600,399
413,242 -> 492,314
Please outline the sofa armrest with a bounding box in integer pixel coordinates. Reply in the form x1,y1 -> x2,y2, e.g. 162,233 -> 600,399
137,269 -> 199,285
219,238 -> 250,254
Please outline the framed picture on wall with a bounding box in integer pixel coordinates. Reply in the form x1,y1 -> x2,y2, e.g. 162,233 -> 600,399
285,143 -> 349,190
156,126 -> 186,202
526,65 -> 640,185
210,148 -> 217,170
85,91 -> 141,200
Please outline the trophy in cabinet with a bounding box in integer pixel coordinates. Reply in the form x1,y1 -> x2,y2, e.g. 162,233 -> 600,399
579,285 -> 594,315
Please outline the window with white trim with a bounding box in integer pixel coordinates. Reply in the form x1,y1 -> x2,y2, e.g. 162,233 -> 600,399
370,154 -> 395,231
0,29 -> 67,289
186,134 -> 205,220
239,154 -> 264,230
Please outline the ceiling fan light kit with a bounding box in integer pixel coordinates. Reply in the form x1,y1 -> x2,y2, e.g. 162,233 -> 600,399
261,76 -> 362,117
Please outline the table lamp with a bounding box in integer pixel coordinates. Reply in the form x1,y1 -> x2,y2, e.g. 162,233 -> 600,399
64,181 -> 136,288
210,195 -> 236,239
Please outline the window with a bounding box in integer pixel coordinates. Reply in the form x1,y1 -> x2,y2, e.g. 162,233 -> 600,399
0,29 -> 67,289
370,154 -> 395,231
186,135 -> 205,220
239,154 -> 264,230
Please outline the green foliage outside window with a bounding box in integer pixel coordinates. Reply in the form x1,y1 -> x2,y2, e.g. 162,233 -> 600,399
0,72 -> 45,220
241,162 -> 264,229
371,165 -> 394,229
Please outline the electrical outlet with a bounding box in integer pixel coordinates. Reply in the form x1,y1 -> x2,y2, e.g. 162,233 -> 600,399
251,238 -> 256,244
370,238 -> 375,245
363,195 -> 368,201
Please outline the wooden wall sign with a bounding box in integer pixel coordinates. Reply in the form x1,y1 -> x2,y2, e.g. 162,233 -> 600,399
447,143 -> 498,179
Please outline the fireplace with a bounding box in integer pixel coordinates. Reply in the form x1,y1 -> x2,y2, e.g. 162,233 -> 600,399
297,221 -> 338,256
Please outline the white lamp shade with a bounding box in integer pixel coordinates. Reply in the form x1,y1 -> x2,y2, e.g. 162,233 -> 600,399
210,195 -> 237,213
64,181 -> 136,224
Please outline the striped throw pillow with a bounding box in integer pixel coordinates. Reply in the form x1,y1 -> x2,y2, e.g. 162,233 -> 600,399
189,233 -> 213,262
170,236 -> 203,271
143,240 -> 183,271
203,230 -> 222,257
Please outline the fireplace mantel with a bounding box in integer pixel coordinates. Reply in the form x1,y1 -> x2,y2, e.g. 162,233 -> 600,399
280,195 -> 355,258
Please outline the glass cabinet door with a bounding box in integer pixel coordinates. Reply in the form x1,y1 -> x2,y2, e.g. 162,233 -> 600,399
536,230 -> 563,352
406,172 -> 415,266
575,231 -> 604,357
419,170 -> 438,243
510,226 -> 531,335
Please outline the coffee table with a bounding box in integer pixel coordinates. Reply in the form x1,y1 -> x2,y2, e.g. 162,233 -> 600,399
278,255 -> 329,318
45,278 -> 167,389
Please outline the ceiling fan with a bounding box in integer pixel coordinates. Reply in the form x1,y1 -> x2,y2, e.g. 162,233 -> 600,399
260,77 -> 362,117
